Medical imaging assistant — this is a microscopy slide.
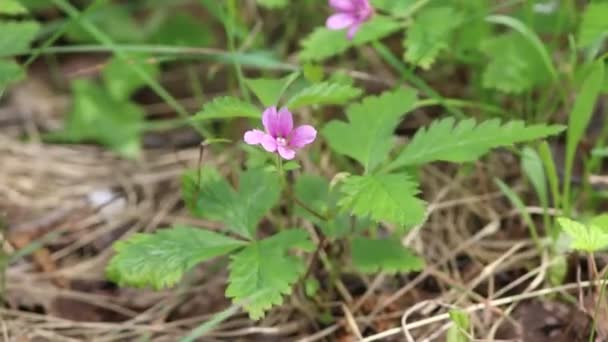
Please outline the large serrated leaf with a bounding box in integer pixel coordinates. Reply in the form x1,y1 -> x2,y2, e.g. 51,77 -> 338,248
351,236 -> 424,274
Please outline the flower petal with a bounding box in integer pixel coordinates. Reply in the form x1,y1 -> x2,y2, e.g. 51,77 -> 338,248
326,13 -> 356,30
346,22 -> 362,39
262,106 -> 278,137
244,129 -> 266,145
289,125 -> 317,148
276,107 -> 294,137
278,146 -> 296,160
329,0 -> 355,11
260,135 -> 277,153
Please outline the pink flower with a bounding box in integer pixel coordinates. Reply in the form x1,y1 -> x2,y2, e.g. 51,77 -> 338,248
244,107 -> 317,160
326,0 -> 373,40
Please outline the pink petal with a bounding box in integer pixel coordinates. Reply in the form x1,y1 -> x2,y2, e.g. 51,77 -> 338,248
260,135 -> 277,153
329,0 -> 355,11
276,107 -> 293,138
326,13 -> 356,30
244,129 -> 265,145
278,146 -> 296,160
289,125 -> 317,148
346,22 -> 362,39
262,106 -> 279,137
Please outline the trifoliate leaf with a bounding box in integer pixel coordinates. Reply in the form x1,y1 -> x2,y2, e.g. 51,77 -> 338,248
286,81 -> 362,110
226,230 -> 313,319
351,236 -> 424,273
577,2 -> 608,48
480,33 -> 550,93
299,16 -> 401,61
0,59 -> 25,88
47,80 -> 144,157
193,96 -> 261,121
102,53 -> 159,101
182,167 -> 281,239
323,88 -> 417,172
245,72 -> 299,107
339,172 -> 426,228
387,118 -> 565,170
0,21 -> 40,57
0,0 -> 28,15
256,0 -> 287,9
404,6 -> 464,69
107,226 -> 245,289
557,217 -> 608,252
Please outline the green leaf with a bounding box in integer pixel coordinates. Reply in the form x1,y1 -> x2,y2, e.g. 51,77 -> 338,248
106,226 -> 245,289
0,21 -> 40,57
404,6 -> 464,69
150,13 -> 215,47
193,96 -> 261,121
181,167 -> 281,239
521,146 -> 548,209
589,214 -> 608,230
557,217 -> 608,252
102,53 -> 159,101
323,88 -> 417,172
0,0 -> 28,14
64,5 -> 144,43
447,309 -> 470,342
286,81 -> 362,110
226,230 -> 313,319
577,2 -> 608,48
256,0 -> 287,9
371,0 -> 415,16
299,16 -> 401,61
0,59 -> 25,88
245,72 -> 299,107
48,80 -> 143,157
339,172 -> 426,227
388,118 -> 565,170
495,179 -> 539,244
351,236 -> 424,273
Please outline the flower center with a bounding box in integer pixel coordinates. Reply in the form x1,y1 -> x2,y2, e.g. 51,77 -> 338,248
276,137 -> 288,147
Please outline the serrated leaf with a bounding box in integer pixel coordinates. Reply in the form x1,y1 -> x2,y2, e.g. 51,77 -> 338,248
557,217 -> 608,252
404,6 -> 464,69
351,236 -> 423,273
388,118 -> 565,170
323,88 -> 416,172
577,2 -> 608,47
256,0 -> 287,9
193,96 -> 261,121
299,16 -> 401,61
226,230 -> 313,319
0,21 -> 40,57
0,59 -> 25,88
181,167 -> 281,239
106,226 -> 245,289
102,53 -> 159,101
245,72 -> 299,107
286,81 -> 362,110
0,0 -> 28,14
47,80 -> 143,157
339,172 -> 426,227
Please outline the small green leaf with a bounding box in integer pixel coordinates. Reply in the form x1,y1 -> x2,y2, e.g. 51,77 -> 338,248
323,88 -> 417,172
351,236 -> 424,273
447,309 -> 470,342
193,96 -> 261,121
577,2 -> 608,48
557,217 -> 608,252
404,6 -> 464,69
0,21 -> 40,57
245,72 -> 299,107
339,172 -> 426,228
286,81 -> 362,110
0,59 -> 25,88
106,226 -> 245,289
226,230 -> 313,319
102,53 -> 159,101
0,0 -> 28,15
521,147 -> 548,209
182,167 -> 281,239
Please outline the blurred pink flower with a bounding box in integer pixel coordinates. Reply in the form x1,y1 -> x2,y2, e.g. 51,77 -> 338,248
326,0 -> 373,40
244,107 -> 317,160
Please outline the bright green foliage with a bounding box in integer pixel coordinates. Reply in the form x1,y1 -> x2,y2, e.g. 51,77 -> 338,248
226,230 -> 314,319
150,13 -> 215,47
49,80 -> 144,157
286,82 -> 362,110
245,72 -> 299,107
299,16 -> 401,61
256,0 -> 288,9
404,6 -> 464,69
0,0 -> 28,14
65,5 -> 144,43
371,0 -> 414,16
558,217 -> 608,253
577,2 -> 608,47
323,88 -> 416,172
102,54 -> 159,101
480,33 -> 550,93
387,118 -> 565,170
339,172 -> 426,227
106,226 -> 245,289
590,214 -> 608,230
0,21 -> 40,56
181,167 -> 281,239
193,96 -> 261,121
0,59 -> 25,88
447,309 -> 470,342
351,236 -> 423,273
